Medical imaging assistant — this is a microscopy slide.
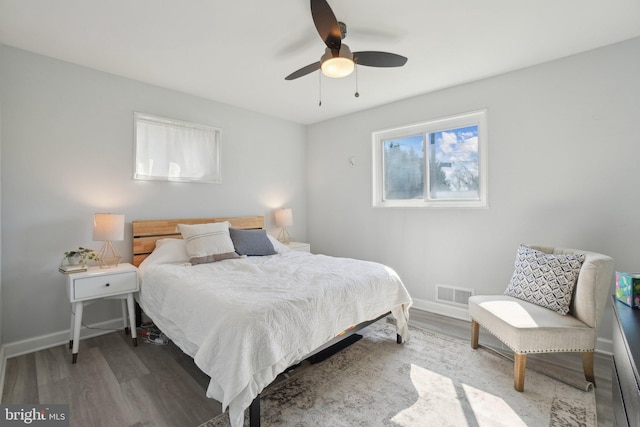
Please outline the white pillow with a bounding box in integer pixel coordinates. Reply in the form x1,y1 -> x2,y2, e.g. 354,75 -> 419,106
155,238 -> 184,249
138,239 -> 189,276
178,221 -> 239,265
267,234 -> 291,254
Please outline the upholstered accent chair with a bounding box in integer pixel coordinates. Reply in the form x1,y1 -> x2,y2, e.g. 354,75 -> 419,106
468,245 -> 614,392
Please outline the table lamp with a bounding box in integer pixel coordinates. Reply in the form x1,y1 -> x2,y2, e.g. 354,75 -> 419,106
93,213 -> 125,268
275,208 -> 293,244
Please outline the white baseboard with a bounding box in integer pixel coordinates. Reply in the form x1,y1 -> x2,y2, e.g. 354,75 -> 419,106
2,317 -> 126,360
595,337 -> 613,355
411,297 -> 471,321
410,297 -> 613,355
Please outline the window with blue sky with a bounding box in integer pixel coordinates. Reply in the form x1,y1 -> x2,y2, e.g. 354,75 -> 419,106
373,110 -> 487,208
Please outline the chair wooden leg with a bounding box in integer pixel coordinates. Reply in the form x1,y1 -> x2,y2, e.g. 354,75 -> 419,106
582,351 -> 596,386
514,352 -> 526,392
471,320 -> 480,349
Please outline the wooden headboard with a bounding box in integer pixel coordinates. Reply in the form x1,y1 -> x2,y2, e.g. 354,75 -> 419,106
132,216 -> 265,267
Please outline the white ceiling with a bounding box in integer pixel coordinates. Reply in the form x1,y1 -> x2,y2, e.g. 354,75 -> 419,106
1,0 -> 639,125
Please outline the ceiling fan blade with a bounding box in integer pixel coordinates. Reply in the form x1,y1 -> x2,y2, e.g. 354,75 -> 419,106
310,0 -> 342,50
285,61 -> 321,80
353,51 -> 408,67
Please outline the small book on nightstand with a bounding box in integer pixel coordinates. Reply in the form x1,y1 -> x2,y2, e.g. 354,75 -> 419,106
58,264 -> 87,274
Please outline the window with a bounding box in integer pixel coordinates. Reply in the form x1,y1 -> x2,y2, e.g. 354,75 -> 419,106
372,110 -> 487,208
134,113 -> 221,183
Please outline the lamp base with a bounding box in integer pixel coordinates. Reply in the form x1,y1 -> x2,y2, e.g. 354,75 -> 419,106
98,241 -> 121,268
99,256 -> 122,269
277,227 -> 291,244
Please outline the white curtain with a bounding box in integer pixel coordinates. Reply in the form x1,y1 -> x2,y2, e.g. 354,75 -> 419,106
134,113 -> 221,183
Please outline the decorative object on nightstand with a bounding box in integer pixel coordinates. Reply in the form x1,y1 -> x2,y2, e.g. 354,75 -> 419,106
93,213 -> 125,268
275,208 -> 293,244
60,247 -> 100,273
285,241 -> 311,253
64,262 -> 139,363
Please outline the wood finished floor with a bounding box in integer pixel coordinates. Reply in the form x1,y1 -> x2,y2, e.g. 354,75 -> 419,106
2,309 -> 614,427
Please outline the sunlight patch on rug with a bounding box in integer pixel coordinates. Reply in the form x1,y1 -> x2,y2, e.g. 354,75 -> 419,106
391,364 -> 530,427
391,364 -> 466,425
463,384 -> 528,427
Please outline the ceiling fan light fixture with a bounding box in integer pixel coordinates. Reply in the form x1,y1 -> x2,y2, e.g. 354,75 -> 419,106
320,46 -> 355,78
285,2 -> 407,81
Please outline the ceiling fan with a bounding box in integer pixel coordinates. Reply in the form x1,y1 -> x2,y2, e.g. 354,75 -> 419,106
285,0 -> 408,81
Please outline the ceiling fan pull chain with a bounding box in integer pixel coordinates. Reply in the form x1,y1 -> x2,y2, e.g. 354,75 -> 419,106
318,71 -> 323,106
354,63 -> 360,98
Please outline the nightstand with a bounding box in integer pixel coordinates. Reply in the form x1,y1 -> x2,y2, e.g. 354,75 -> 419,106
285,241 -> 311,253
65,263 -> 139,363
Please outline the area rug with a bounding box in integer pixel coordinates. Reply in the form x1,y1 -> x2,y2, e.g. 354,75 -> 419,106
199,322 -> 596,427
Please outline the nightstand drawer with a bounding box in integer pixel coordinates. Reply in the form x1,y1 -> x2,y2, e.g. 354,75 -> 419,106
73,271 -> 137,300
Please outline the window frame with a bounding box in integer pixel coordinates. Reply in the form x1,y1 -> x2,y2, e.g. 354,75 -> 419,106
133,112 -> 222,184
372,109 -> 488,208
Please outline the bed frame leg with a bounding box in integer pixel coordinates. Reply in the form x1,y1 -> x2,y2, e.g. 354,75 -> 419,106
249,394 -> 260,427
397,334 -> 403,344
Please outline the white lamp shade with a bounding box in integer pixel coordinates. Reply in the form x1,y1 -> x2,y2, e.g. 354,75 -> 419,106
320,45 -> 355,78
93,213 -> 125,241
275,208 -> 293,227
321,57 -> 355,78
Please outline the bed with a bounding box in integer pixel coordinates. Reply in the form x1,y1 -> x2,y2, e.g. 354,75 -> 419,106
132,216 -> 413,427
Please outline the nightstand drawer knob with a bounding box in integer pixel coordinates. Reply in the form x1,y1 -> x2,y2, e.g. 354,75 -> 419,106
105,283 -> 110,287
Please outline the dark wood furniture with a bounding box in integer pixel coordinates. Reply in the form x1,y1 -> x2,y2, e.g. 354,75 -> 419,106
612,297 -> 640,427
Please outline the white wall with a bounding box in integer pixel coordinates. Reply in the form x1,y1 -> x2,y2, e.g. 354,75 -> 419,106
307,37 -> 640,346
2,36 -> 638,354
0,45 -> 307,347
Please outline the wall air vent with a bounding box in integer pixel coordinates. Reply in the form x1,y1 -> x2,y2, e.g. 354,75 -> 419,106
436,284 -> 474,307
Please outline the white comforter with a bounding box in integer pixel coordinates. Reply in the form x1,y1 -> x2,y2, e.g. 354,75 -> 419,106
139,248 -> 412,427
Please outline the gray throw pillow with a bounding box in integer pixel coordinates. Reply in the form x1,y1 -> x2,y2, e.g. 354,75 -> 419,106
504,244 -> 585,315
230,228 -> 277,256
